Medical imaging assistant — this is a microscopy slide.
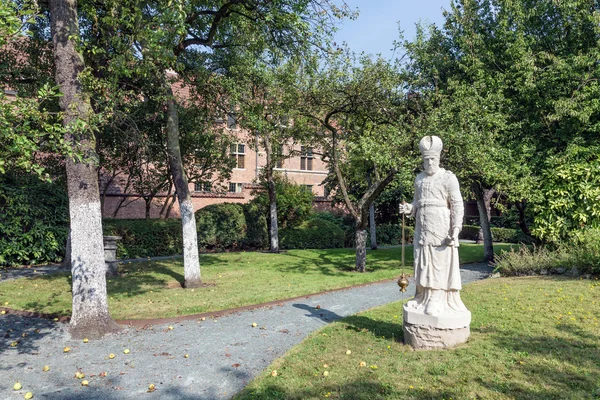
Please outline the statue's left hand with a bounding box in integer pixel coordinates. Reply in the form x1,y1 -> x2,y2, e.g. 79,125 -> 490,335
445,234 -> 460,247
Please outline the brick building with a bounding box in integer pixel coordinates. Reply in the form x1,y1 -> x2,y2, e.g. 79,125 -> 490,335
101,119 -> 332,219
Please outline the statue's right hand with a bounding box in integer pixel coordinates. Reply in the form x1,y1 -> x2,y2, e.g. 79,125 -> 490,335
399,202 -> 413,215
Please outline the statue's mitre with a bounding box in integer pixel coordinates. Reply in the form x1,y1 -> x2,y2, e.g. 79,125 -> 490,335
419,135 -> 443,156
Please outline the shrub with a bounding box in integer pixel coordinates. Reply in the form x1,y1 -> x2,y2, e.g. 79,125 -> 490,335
103,219 -> 182,259
279,217 -> 344,249
242,202 -> 268,249
491,227 -> 534,244
196,203 -> 247,250
372,223 -> 414,246
460,225 -> 480,241
494,229 -> 600,276
459,224 -> 534,244
566,228 -> 600,274
532,145 -> 600,243
0,173 -> 69,267
493,245 -> 567,276
252,175 -> 314,229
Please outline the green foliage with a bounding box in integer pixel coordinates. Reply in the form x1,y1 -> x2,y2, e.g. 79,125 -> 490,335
279,217 -> 344,250
493,245 -> 566,276
242,202 -> 269,249
310,211 -> 354,247
252,176 -> 314,229
0,173 -> 68,267
460,225 -> 481,241
460,224 -> 533,244
495,228 -> 600,276
195,203 -> 247,250
374,223 -> 415,246
567,228 -> 600,275
532,145 -> 600,243
491,227 -> 534,245
103,219 -> 182,259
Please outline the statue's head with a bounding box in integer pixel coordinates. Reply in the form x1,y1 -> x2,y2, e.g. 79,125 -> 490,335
419,135 -> 443,176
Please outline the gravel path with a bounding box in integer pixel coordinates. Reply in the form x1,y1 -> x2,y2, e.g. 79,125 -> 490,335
0,262 -> 492,400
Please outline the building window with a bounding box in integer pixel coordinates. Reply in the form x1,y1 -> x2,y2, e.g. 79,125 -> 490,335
302,185 -> 313,193
230,143 -> 245,169
300,146 -> 313,171
228,182 -> 244,193
194,181 -> 211,192
274,144 -> 284,169
227,112 -> 237,129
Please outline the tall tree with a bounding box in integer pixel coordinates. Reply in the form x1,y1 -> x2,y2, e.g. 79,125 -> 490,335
81,0 -> 352,286
231,60 -> 309,252
49,0 -> 118,338
404,0 -> 600,249
297,51 -> 412,272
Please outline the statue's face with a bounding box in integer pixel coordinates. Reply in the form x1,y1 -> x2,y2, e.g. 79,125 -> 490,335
423,155 -> 440,176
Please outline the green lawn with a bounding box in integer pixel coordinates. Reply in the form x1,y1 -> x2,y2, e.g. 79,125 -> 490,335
235,276 -> 600,400
0,244 -> 514,320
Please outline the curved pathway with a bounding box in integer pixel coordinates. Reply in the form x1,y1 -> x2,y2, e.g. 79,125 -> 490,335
0,262 -> 491,400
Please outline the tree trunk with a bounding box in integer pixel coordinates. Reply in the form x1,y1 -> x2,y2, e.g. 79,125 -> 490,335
264,135 -> 279,252
514,200 -> 531,236
355,227 -> 368,272
144,197 -> 151,219
369,202 -> 377,250
165,90 -> 201,288
472,183 -> 494,263
159,182 -> 173,218
165,192 -> 177,219
50,0 -> 118,339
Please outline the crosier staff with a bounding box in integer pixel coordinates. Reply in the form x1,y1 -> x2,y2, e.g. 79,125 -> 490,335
397,202 -> 409,293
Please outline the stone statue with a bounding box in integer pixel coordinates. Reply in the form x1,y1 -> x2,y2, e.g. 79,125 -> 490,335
399,135 -> 471,349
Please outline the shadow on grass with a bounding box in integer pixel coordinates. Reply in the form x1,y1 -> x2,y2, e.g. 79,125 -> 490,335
342,315 -> 404,343
481,322 -> 600,398
272,247 -> 413,277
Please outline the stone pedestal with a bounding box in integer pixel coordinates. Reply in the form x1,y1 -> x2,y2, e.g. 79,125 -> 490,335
403,304 -> 471,350
103,236 -> 122,277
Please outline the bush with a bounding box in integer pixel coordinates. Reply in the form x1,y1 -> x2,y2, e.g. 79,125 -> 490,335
491,227 -> 534,244
459,224 -> 534,244
372,223 -> 414,246
103,219 -> 182,259
279,217 -> 344,249
196,203 -> 247,250
494,228 -> 600,276
0,173 -> 69,267
252,175 -> 314,229
493,245 -> 568,276
567,228 -> 600,275
460,225 -> 480,241
242,202 -> 268,249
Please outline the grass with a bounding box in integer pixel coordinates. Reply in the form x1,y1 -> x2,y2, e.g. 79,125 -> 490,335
235,276 -> 600,400
0,244 -> 515,320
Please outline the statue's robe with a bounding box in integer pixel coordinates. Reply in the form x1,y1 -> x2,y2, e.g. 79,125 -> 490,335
410,168 -> 464,291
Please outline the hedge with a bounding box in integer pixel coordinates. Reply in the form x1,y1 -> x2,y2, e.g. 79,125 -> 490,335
195,203 -> 247,250
279,217 -> 344,249
0,174 -> 69,267
459,224 -> 533,244
103,219 -> 182,259
103,203 -> 269,258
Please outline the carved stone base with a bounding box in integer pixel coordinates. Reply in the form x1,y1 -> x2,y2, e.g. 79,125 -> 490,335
403,304 -> 471,349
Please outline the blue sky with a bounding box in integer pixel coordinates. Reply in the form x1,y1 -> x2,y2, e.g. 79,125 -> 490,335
333,0 -> 451,60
